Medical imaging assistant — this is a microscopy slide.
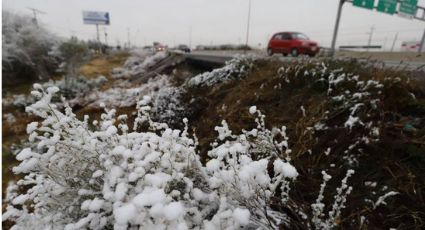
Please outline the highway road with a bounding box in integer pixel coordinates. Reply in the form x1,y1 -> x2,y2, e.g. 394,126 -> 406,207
184,51 -> 425,71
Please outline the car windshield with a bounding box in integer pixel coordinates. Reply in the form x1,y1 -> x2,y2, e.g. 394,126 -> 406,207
293,33 -> 309,40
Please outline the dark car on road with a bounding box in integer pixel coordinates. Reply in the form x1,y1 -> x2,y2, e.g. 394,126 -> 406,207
177,44 -> 191,53
267,32 -> 319,57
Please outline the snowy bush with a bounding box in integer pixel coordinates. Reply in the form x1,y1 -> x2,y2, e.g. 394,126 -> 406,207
151,86 -> 188,125
56,37 -> 89,78
277,62 -> 389,166
187,55 -> 253,87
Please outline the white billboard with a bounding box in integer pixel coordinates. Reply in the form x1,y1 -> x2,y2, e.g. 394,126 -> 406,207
83,11 -> 110,25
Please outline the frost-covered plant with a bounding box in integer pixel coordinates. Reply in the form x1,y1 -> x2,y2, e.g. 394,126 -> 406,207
277,62 -> 389,167
3,85 -> 298,229
205,106 -> 298,228
311,169 -> 355,230
151,86 -> 188,125
187,55 -> 254,87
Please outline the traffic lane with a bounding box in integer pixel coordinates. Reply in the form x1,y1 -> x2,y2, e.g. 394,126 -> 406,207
184,51 -> 424,71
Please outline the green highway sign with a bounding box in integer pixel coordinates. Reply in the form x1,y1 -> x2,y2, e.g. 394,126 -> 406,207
399,0 -> 418,17
377,0 -> 397,14
353,0 -> 375,9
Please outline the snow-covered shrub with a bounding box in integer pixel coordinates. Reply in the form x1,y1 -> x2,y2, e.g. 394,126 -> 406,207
69,74 -> 170,109
112,50 -> 168,79
2,94 -> 36,109
3,113 -> 17,124
3,75 -> 107,109
187,55 -> 254,87
43,75 -> 107,100
56,37 -> 89,78
2,10 -> 59,84
151,86 -> 188,125
277,62 -> 388,166
204,107 -> 298,228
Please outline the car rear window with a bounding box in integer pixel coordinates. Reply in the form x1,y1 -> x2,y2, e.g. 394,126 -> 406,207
293,33 -> 309,40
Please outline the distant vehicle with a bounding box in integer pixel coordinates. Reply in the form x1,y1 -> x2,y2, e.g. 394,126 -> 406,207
177,44 -> 191,53
267,32 -> 319,57
153,42 -> 166,52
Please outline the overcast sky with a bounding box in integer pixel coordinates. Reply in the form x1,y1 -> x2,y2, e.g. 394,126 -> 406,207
3,0 -> 425,50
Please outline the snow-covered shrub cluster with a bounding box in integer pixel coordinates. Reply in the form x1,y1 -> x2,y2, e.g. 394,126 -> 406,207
3,84 -> 358,229
2,10 -> 59,83
187,55 -> 253,87
44,75 -> 107,99
277,62 -> 387,166
2,94 -> 36,109
2,76 -> 107,109
112,49 -> 168,79
69,74 -> 171,109
3,113 -> 17,124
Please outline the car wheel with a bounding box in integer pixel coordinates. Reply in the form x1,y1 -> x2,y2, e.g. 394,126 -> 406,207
291,48 -> 299,57
282,53 -> 288,57
267,48 -> 273,56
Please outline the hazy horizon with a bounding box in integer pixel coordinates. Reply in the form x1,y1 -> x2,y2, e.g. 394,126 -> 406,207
3,0 -> 425,50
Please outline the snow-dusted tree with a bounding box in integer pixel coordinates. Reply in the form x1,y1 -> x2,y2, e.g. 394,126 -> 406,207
55,37 -> 89,95
2,10 -> 59,85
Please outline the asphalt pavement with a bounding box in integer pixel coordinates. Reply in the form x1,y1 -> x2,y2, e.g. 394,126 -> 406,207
184,51 -> 425,71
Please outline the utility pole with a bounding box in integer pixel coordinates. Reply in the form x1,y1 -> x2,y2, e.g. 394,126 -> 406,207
383,37 -> 387,51
104,27 -> 108,45
244,0 -> 252,54
419,28 -> 425,53
330,0 -> 345,57
189,26 -> 192,49
96,24 -> 100,43
367,26 -> 375,52
127,28 -> 131,48
27,7 -> 46,26
390,32 -> 398,52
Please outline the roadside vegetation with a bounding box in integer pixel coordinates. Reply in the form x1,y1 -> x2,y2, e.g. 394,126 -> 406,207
3,45 -> 424,229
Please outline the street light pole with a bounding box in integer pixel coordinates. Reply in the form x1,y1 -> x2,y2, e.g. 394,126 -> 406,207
390,32 -> 398,52
367,26 -> 375,52
419,28 -> 425,53
244,0 -> 252,54
330,0 -> 345,57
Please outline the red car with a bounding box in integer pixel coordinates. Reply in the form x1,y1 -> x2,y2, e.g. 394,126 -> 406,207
267,32 -> 319,57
